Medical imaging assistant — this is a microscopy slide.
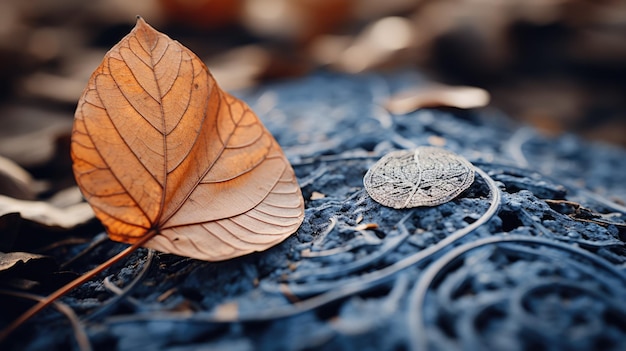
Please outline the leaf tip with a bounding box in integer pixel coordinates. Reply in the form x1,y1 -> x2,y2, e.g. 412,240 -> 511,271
133,16 -> 160,48
135,16 -> 158,34
135,15 -> 147,28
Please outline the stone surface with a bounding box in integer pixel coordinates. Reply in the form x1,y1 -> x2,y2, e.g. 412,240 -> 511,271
4,71 -> 626,351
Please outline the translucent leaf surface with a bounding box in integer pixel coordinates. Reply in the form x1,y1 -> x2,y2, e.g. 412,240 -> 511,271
71,18 -> 304,261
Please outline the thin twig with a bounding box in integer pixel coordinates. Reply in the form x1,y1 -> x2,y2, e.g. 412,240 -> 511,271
0,289 -> 92,351
86,249 -> 154,321
61,233 -> 109,269
0,231 -> 156,343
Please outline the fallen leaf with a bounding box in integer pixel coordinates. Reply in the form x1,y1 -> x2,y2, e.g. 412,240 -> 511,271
47,187 -> 85,208
385,84 -> 491,114
335,16 -> 416,73
0,187 -> 96,253
21,72 -> 87,104
363,147 -> 475,208
0,213 -> 21,252
310,191 -> 326,200
0,252 -> 56,274
0,106 -> 73,168
0,155 -> 38,200
0,195 -> 95,229
0,18 -> 306,338
71,17 -> 304,262
0,251 -> 77,296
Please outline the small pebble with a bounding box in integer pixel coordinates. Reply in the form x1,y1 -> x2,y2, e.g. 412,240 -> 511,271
567,231 -> 580,239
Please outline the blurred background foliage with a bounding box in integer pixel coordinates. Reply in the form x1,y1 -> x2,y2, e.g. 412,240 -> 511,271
0,0 -> 624,154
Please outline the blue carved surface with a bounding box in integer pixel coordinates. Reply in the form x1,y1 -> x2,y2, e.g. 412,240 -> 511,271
5,71 -> 626,351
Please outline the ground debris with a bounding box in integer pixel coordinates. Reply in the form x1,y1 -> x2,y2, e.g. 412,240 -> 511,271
2,72 -> 626,351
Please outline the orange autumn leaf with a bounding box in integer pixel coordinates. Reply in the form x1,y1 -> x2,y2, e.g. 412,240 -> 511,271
71,17 -> 304,261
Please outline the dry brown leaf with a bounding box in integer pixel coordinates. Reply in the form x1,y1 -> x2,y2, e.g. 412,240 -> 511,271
335,16 -> 416,73
0,18 -> 305,339
0,106 -> 73,168
0,252 -> 54,275
386,84 -> 491,114
0,195 -> 94,229
21,72 -> 87,104
71,17 -> 304,261
0,155 -> 38,200
310,191 -> 326,200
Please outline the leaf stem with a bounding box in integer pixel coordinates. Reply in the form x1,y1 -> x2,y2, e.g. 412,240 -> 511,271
0,231 -> 156,343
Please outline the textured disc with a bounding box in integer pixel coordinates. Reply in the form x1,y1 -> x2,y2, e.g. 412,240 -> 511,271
363,147 -> 475,208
